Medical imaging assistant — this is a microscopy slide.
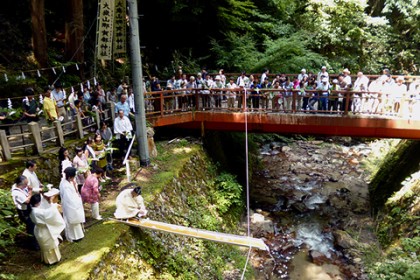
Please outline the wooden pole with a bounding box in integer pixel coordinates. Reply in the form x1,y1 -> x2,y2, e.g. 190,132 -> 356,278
0,130 -> 11,161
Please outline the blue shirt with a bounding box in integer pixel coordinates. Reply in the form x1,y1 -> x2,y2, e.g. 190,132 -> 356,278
115,101 -> 130,116
52,89 -> 65,107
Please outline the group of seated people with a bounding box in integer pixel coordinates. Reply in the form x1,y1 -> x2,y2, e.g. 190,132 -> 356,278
10,158 -> 147,265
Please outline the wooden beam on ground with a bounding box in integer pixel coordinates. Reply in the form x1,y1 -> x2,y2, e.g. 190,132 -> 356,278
109,218 -> 268,251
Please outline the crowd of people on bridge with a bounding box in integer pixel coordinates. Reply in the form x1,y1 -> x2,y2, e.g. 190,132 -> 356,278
146,67 -> 420,117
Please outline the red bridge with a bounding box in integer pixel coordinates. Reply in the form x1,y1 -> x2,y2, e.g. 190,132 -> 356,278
145,90 -> 420,139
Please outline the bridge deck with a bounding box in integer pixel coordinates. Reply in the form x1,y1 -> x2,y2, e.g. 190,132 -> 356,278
147,111 -> 420,139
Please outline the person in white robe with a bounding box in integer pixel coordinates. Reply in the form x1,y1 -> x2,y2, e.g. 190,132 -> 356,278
59,167 -> 85,242
30,191 -> 65,265
114,185 -> 147,219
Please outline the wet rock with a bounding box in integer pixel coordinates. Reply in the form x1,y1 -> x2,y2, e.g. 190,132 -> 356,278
281,146 -> 291,152
309,250 -> 329,265
292,202 -> 308,213
250,213 -> 274,234
333,230 -> 358,249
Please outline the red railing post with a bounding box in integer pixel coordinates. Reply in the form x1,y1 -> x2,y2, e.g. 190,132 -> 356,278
292,90 -> 296,113
160,92 -> 164,117
195,89 -> 200,111
344,91 -> 350,115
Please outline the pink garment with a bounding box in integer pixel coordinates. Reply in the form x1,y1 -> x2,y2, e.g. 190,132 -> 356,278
81,175 -> 100,204
73,155 -> 89,186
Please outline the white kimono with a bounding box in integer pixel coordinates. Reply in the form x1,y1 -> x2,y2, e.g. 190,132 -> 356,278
30,201 -> 65,264
59,178 -> 85,241
114,189 -> 147,219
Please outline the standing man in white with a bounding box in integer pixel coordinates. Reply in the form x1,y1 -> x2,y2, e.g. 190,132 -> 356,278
22,160 -> 43,193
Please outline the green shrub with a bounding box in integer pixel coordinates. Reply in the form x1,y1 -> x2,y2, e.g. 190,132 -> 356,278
213,173 -> 243,214
0,189 -> 24,259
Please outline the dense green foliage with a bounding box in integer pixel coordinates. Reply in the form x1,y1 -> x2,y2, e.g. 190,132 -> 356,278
0,189 -> 24,259
0,0 -> 418,99
366,166 -> 420,279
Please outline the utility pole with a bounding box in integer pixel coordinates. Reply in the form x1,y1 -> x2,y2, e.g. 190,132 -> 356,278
127,0 -> 150,167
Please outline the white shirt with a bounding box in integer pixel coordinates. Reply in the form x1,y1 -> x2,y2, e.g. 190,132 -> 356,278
343,75 -> 352,86
354,75 -> 369,91
127,94 -> 135,113
114,116 -> 133,137
226,82 -> 238,98
11,184 -> 30,210
22,168 -> 41,193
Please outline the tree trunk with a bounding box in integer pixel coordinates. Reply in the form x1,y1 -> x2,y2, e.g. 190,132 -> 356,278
65,0 -> 84,65
30,0 -> 48,67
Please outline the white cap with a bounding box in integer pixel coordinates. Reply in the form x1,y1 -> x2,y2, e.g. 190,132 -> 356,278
190,76 -> 195,80
343,68 -> 350,74
301,68 -> 306,72
321,66 -> 327,69
332,79 -> 338,84
322,78 -> 328,82
215,75 -> 221,80
396,76 -> 404,82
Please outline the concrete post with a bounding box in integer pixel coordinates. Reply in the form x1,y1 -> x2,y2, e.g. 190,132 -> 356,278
75,114 -> 84,139
0,130 -> 11,161
108,102 -> 115,125
54,120 -> 65,146
127,0 -> 150,167
28,122 -> 43,154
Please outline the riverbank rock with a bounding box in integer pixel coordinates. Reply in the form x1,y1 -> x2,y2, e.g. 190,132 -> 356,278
333,230 -> 359,249
309,250 -> 330,265
250,213 -> 275,234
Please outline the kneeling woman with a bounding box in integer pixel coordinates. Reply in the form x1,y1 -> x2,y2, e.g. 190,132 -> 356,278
30,193 -> 65,265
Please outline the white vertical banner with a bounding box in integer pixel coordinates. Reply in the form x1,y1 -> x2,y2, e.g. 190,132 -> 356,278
113,0 -> 126,56
97,0 -> 115,60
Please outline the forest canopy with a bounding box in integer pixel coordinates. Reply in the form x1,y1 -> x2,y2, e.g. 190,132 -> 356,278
0,0 -> 418,91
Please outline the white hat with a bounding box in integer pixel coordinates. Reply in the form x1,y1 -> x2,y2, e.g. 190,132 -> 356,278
321,66 -> 327,69
44,188 -> 59,197
301,68 -> 306,72
332,79 -> 338,84
343,68 -> 350,74
215,75 -> 221,80
396,76 -> 405,82
190,76 -> 195,80
322,78 -> 328,82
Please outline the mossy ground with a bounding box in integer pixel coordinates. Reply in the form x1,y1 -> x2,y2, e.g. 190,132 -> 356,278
2,139 -> 252,280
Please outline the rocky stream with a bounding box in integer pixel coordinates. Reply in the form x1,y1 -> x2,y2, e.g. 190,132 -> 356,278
246,137 -> 379,280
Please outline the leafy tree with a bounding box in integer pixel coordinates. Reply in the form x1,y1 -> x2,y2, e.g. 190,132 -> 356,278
381,0 -> 420,73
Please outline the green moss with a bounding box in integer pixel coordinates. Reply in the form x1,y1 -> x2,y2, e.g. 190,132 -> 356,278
8,140 -> 252,280
18,223 -> 127,280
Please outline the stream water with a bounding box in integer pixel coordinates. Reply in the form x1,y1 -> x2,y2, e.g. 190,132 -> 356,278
248,138 -> 376,280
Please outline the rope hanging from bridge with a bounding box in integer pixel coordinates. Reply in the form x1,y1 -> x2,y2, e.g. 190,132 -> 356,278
241,87 -> 253,279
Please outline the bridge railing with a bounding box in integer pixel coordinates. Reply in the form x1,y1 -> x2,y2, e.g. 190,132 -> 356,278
0,103 -> 114,161
143,88 -> 420,118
